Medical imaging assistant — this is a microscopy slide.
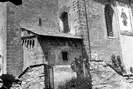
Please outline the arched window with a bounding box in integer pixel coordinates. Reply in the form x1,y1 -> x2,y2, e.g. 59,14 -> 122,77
105,4 -> 114,37
60,12 -> 70,33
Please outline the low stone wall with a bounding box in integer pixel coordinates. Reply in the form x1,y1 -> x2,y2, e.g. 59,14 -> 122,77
12,64 -> 53,89
20,66 -> 45,89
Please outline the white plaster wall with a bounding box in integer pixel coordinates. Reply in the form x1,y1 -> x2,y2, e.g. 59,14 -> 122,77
54,65 -> 77,89
0,2 -> 7,75
120,35 -> 133,74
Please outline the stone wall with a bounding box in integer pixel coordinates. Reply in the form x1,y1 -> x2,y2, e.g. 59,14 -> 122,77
38,36 -> 82,66
6,3 -> 23,76
58,0 -> 123,63
5,0 -> 129,86
5,0 -> 58,76
21,35 -> 82,89
22,37 -> 45,70
8,0 -> 59,33
22,34 -> 82,69
6,0 -> 59,77
0,3 -> 7,75
76,0 -> 125,88
6,0 -> 82,76
18,64 -> 53,89
80,0 -> 122,63
6,0 -> 83,36
58,0 -> 81,35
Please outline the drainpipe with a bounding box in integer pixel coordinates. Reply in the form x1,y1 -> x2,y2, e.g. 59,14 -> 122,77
82,0 -> 92,88
83,0 -> 92,61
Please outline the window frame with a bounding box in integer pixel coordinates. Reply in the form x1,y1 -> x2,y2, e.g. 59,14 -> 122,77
104,4 -> 115,38
60,11 -> 70,33
61,51 -> 69,62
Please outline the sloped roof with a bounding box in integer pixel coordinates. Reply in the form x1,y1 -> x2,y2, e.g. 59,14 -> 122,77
20,25 -> 82,39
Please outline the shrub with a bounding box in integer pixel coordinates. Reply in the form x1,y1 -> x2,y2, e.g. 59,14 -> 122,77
0,74 -> 21,89
58,77 -> 92,89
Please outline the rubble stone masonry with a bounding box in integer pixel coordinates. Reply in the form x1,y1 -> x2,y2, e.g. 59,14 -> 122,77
4,0 -> 133,88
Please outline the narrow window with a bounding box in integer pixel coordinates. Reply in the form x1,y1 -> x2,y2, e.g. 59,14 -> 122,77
62,51 -> 68,61
38,18 -> 42,26
60,12 -> 70,33
105,4 -> 114,37
27,40 -> 30,48
32,39 -> 35,48
29,40 -> 32,48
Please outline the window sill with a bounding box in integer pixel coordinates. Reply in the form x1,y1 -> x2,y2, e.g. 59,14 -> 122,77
108,36 -> 116,39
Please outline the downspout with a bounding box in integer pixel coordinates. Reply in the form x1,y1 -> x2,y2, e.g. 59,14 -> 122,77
83,0 -> 92,61
82,0 -> 92,88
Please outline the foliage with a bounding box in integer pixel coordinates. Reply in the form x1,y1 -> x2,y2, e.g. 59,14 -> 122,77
71,56 -> 84,77
0,74 -> 21,89
58,77 -> 92,89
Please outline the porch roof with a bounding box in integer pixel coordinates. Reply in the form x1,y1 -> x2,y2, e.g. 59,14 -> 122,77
20,25 -> 82,39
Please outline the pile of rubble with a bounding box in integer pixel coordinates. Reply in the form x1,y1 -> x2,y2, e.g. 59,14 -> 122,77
90,60 -> 133,89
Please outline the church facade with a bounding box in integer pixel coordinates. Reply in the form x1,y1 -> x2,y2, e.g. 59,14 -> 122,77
0,0 -> 133,88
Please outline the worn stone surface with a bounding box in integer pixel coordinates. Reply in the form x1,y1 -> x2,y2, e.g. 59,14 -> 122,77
7,0 -> 58,33
3,0 -> 133,89
81,0 -> 122,62
6,3 -> 23,76
19,65 -> 46,89
58,0 -> 82,35
5,0 -> 83,76
5,0 -> 58,76
90,60 -> 133,89
38,37 -> 82,66
0,3 -> 7,74
22,37 -> 45,70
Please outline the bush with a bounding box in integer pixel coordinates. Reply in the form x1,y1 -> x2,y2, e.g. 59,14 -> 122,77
0,74 -> 21,89
58,77 -> 92,89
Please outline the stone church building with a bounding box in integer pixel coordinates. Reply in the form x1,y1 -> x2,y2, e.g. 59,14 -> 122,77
0,0 -> 133,88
